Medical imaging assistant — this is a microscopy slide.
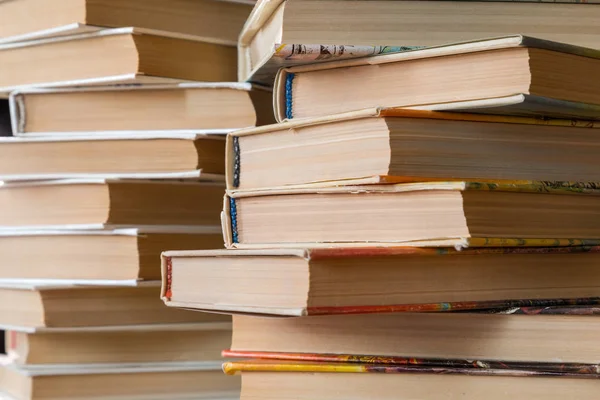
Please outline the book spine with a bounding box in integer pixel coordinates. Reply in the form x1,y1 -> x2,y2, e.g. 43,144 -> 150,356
229,197 -> 239,244
285,73 -> 295,120
232,136 -> 241,188
163,256 -> 173,301
223,360 -> 599,378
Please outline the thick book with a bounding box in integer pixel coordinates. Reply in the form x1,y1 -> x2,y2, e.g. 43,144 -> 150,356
223,360 -> 598,399
0,179 -> 223,230
0,361 -> 239,400
6,322 -> 232,365
0,134 -> 225,181
227,307 -> 600,364
9,84 -> 261,136
224,181 -> 600,248
0,228 -> 223,282
0,133 -> 227,180
0,27 -> 237,94
227,109 -> 600,191
239,0 -> 600,85
0,0 -> 253,45
0,281 -> 229,329
161,245 -> 600,317
273,36 -> 600,122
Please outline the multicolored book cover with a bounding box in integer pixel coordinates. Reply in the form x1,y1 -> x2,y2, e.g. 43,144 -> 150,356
223,359 -> 600,379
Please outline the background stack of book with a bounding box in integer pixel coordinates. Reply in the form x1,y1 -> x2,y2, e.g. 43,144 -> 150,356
162,1 -> 600,399
0,0 -> 270,399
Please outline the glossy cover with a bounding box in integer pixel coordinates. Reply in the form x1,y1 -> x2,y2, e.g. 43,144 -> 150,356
223,360 -> 599,379
223,351 -> 600,376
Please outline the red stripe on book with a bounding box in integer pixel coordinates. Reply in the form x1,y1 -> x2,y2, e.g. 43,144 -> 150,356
306,298 -> 600,315
164,257 -> 173,301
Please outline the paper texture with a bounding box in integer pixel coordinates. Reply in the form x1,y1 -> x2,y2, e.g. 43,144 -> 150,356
273,35 -> 600,121
9,83 -> 251,135
0,27 -> 240,95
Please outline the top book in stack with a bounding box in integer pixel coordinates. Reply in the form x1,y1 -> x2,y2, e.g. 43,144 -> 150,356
0,0 -> 254,45
239,0 -> 600,85
274,36 -> 600,122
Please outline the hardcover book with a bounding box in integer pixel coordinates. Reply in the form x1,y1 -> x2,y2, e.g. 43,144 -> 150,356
0,27 -> 238,95
223,181 -> 600,248
227,109 -> 600,191
9,83 -> 260,136
6,322 -> 233,365
227,307 -> 600,364
0,134 -> 226,181
0,228 -> 223,282
273,36 -> 600,122
0,0 -> 254,45
161,245 -> 600,317
239,0 -> 600,85
0,360 -> 239,400
0,179 -> 224,230
223,360 -> 599,399
0,281 -> 229,329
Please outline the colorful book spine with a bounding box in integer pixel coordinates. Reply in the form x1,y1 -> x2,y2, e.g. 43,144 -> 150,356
223,350 -> 600,376
223,360 -> 600,379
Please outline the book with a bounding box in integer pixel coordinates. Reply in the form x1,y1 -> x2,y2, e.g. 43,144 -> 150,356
0,228 -> 223,282
0,134 -> 225,181
273,36 -> 600,122
239,0 -> 600,85
223,360 -> 598,399
0,27 -> 237,94
7,322 -> 232,365
0,0 -> 253,45
0,282 -> 229,329
161,246 -> 600,317
9,84 -> 261,136
227,109 -> 600,191
223,181 -> 600,248
227,307 -> 600,364
0,361 -> 239,400
0,179 -> 224,230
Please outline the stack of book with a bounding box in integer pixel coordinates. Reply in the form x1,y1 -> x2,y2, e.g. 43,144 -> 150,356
162,2 -> 600,398
0,0 -> 270,399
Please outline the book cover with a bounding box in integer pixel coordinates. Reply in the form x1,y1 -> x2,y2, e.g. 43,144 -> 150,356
223,360 -> 599,379
223,351 -> 600,376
